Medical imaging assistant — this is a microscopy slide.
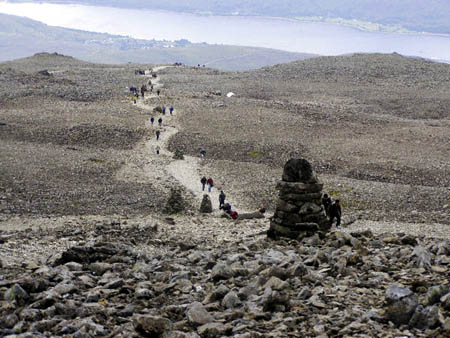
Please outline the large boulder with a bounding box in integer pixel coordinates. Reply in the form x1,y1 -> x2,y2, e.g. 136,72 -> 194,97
199,194 -> 213,213
164,188 -> 186,214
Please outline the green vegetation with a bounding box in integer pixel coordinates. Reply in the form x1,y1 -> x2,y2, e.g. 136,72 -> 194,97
249,151 -> 261,157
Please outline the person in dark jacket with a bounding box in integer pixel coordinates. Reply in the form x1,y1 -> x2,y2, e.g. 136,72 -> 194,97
158,117 -> 162,126
219,191 -> 226,209
322,193 -> 332,216
155,130 -> 160,140
150,117 -> 154,126
223,202 -> 232,215
207,177 -> 214,192
162,106 -> 166,115
200,176 -> 207,191
329,200 -> 342,227
169,106 -> 174,115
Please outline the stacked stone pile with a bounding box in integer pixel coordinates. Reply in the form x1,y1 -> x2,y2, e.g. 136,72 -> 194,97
269,158 -> 330,239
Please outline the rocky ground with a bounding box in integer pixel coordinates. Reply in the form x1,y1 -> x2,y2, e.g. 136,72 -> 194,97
0,218 -> 449,337
0,52 -> 449,336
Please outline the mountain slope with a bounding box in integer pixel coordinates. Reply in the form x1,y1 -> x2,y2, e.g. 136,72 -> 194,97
7,0 -> 450,34
0,13 -> 316,70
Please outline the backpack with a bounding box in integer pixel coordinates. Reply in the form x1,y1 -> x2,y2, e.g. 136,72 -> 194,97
231,211 -> 238,219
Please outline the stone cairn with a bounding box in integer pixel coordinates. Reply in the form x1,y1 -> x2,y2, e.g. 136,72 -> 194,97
268,158 -> 330,240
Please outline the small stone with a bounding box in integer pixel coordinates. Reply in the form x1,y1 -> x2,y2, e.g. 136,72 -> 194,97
4,284 -> 30,305
222,291 -> 241,309
211,263 -> 233,281
197,322 -> 230,337
409,305 -> 440,329
88,262 -> 112,275
133,315 -> 173,336
186,303 -> 214,326
411,246 -> 431,270
425,285 -> 450,305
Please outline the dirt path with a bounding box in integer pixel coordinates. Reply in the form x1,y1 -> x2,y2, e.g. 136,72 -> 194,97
122,66 -> 243,212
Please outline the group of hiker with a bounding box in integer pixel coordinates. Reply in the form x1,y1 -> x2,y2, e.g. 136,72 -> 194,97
200,176 -> 214,192
131,68 -> 345,227
322,193 -> 342,227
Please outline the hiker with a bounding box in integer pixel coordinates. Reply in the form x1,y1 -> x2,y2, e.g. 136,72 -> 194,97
169,106 -> 174,115
155,130 -> 160,140
141,86 -> 145,98
150,117 -> 154,126
133,95 -> 137,104
200,176 -> 207,191
322,193 -> 332,216
207,177 -> 214,192
219,191 -> 226,209
223,202 -> 232,215
156,145 -> 160,155
257,203 -> 266,214
150,84 -> 154,92
162,105 -> 166,115
157,89 -> 161,96
329,200 -> 342,227
199,149 -> 206,157
158,117 -> 162,126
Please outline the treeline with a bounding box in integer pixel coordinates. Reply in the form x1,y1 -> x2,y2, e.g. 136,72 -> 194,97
8,0 -> 450,34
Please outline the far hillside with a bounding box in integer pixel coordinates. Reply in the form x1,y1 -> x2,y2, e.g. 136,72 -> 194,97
0,13 -> 315,70
9,0 -> 450,34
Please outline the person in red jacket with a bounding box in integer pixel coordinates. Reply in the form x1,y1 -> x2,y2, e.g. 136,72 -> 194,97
206,177 -> 214,192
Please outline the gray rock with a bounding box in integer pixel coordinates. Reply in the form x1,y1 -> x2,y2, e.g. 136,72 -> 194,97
442,293 -> 450,310
104,278 -> 124,289
86,290 -> 101,302
170,272 -> 191,283
162,331 -> 201,338
186,302 -> 214,326
203,284 -> 230,304
199,194 -> 213,213
53,282 -> 76,296
222,291 -> 242,309
263,276 -> 289,291
299,202 -> 322,215
197,322 -> 230,337
88,262 -> 112,275
211,263 -> 233,281
1,313 -> 19,329
409,305 -> 440,329
411,246 -> 431,270
65,262 -> 83,271
133,315 -> 173,336
385,285 -> 418,326
288,263 -> 309,277
4,284 -> 30,305
425,285 -> 450,305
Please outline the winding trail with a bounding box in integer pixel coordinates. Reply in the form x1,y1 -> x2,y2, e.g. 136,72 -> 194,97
128,66 -> 230,211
